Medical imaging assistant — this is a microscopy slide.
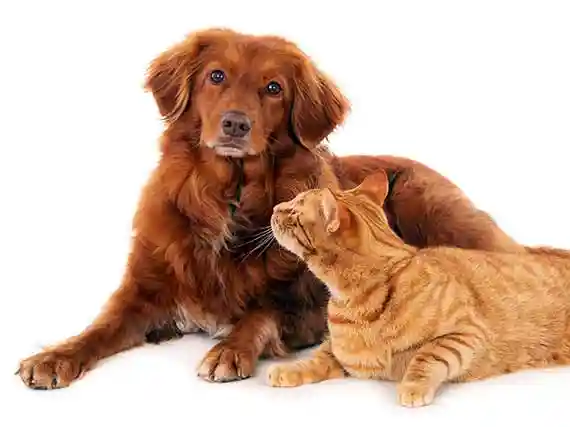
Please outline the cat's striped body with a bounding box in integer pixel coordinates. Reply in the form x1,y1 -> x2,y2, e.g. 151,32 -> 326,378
326,248 -> 570,385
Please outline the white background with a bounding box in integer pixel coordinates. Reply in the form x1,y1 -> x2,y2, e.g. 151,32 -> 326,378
1,1 -> 570,426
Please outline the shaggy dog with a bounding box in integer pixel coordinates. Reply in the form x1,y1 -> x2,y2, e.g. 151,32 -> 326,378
18,28 -> 523,389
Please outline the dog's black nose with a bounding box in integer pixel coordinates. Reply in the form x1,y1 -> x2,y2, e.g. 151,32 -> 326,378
221,111 -> 251,138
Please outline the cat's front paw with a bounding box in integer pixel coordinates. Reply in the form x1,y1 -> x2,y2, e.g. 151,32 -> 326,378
266,362 -> 307,387
397,381 -> 436,408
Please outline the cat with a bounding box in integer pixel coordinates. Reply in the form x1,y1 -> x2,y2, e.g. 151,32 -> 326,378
265,170 -> 570,407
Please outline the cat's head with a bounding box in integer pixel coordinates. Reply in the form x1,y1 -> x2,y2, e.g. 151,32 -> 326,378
271,170 -> 392,258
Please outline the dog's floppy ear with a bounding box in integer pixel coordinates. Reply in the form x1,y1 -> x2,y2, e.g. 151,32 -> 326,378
291,60 -> 351,149
144,28 -> 231,124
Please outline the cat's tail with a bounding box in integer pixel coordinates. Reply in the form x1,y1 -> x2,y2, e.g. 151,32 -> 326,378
525,245 -> 570,259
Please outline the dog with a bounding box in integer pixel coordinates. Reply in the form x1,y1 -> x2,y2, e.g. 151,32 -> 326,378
17,28 -> 524,389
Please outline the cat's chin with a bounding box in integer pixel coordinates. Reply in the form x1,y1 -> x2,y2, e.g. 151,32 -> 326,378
278,241 -> 301,257
273,236 -> 303,258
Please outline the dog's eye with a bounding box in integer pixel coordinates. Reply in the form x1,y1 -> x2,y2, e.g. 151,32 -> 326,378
266,81 -> 282,95
210,70 -> 226,84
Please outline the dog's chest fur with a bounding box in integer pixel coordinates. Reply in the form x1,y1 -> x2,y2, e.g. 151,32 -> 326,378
155,151 -> 327,340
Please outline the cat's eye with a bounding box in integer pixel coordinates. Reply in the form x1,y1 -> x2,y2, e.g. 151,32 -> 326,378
210,69 -> 226,84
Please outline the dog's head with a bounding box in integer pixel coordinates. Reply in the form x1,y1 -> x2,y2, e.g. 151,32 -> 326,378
145,28 -> 350,158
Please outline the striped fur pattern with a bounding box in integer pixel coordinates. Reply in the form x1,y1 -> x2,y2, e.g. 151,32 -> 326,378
266,170 -> 570,407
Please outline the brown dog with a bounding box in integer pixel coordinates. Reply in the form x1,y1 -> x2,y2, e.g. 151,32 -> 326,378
17,28 -> 523,389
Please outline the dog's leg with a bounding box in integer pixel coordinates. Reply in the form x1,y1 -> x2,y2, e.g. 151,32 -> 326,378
196,309 -> 288,382
18,261 -> 168,390
195,266 -> 328,383
195,303 -> 327,382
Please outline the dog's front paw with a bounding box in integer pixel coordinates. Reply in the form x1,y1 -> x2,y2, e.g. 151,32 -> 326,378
18,350 -> 86,390
196,341 -> 255,382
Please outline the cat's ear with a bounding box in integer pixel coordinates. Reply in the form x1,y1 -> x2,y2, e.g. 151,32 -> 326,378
321,189 -> 341,233
355,170 -> 390,206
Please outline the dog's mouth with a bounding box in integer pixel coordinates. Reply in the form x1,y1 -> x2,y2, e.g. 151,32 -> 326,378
208,137 -> 253,158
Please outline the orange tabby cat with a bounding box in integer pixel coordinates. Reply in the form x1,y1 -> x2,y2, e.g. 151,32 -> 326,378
266,170 -> 570,407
